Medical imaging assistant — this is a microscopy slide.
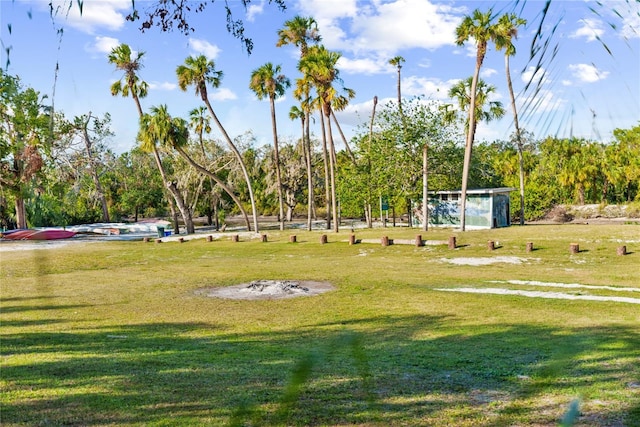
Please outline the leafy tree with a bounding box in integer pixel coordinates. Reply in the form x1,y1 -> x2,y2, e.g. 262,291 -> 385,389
250,62 -> 290,230
177,54 -> 259,232
605,124 -> 640,202
455,8 -> 500,231
0,71 -> 52,229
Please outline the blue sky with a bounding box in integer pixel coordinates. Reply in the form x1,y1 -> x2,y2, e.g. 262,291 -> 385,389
2,0 -> 639,154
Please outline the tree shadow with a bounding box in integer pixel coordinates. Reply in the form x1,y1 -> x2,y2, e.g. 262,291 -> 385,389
2,313 -> 639,426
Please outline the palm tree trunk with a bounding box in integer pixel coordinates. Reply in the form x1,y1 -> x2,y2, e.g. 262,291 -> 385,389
302,114 -> 314,231
270,98 -> 285,231
174,146 -> 252,230
325,109 -> 339,233
422,143 -> 429,231
330,111 -> 356,164
506,54 -> 525,225
203,99 -> 259,233
319,109 -> 331,230
460,58 -> 483,231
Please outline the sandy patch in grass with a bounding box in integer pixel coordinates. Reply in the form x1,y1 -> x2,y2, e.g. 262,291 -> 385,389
492,280 -> 640,293
195,279 -> 335,300
441,256 -> 528,266
435,287 -> 640,304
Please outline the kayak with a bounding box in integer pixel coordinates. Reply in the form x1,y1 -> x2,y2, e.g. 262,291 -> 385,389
0,229 -> 77,240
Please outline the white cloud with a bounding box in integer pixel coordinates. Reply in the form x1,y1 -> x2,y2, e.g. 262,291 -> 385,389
148,81 -> 177,91
246,0 -> 265,22
46,0 -> 129,34
570,18 -> 604,42
403,76 -> 457,100
188,38 -> 222,59
297,0 -> 461,55
89,36 -> 119,54
337,56 -> 388,75
480,68 -> 497,78
568,63 -> 609,83
210,88 -> 237,101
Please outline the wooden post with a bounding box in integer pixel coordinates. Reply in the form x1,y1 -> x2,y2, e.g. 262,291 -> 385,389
569,243 -> 579,254
261,234 -> 268,242
448,236 -> 456,249
320,234 -> 328,244
617,245 -> 627,256
349,234 -> 356,245
526,242 -> 534,253
178,237 -> 185,243
381,236 -> 389,247
415,235 -> 424,247
487,240 -> 495,251
155,238 -> 162,244
289,235 -> 297,243
232,234 -> 239,242
143,237 -> 150,243
206,235 -> 213,242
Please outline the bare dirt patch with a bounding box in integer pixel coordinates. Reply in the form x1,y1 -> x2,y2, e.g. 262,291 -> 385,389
195,280 -> 335,300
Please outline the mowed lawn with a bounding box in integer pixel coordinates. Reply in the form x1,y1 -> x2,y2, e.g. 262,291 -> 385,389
1,224 -> 639,426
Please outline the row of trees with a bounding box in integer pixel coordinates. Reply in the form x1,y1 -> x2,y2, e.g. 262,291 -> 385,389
2,8 -> 639,232
2,67 -> 638,231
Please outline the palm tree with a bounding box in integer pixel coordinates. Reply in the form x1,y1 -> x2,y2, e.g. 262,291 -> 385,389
455,9 -> 499,231
137,105 -> 195,233
277,16 -> 321,231
108,43 -> 185,233
188,106 -> 217,226
388,56 -> 405,114
495,13 -> 527,225
250,62 -> 290,231
448,77 -> 505,132
299,45 -> 347,233
176,54 -> 259,232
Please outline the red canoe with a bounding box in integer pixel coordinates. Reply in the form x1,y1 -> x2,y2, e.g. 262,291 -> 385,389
1,229 -> 77,240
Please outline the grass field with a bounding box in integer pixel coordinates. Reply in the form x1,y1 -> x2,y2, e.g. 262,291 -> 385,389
1,224 -> 639,426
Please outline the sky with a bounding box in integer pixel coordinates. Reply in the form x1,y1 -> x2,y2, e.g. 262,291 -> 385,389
2,0 -> 639,154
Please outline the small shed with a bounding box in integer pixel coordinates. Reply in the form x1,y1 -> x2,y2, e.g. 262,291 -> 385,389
425,187 -> 515,229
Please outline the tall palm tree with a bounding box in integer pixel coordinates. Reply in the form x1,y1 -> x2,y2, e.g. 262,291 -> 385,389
277,16 -> 321,231
137,105 -> 195,233
455,9 -> 499,231
299,45 -> 346,233
176,54 -> 259,232
388,56 -> 405,115
495,13 -> 527,225
250,62 -> 290,231
448,76 -> 505,227
189,106 -> 218,226
448,77 -> 505,132
108,43 -> 185,233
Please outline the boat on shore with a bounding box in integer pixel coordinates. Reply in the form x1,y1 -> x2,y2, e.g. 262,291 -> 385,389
0,229 -> 77,240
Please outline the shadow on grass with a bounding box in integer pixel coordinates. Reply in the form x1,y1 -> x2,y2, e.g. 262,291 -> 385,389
2,315 -> 639,426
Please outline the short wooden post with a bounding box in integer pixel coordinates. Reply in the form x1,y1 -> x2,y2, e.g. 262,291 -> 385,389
526,242 -> 534,253
487,240 -> 495,251
349,234 -> 356,245
261,234 -> 268,243
320,234 -> 328,244
206,235 -> 213,242
617,245 -> 627,256
155,238 -> 162,244
231,234 -> 239,242
289,235 -> 297,243
178,237 -> 185,243
415,235 -> 424,247
448,236 -> 457,249
143,237 -> 150,243
569,243 -> 579,254
381,236 -> 389,247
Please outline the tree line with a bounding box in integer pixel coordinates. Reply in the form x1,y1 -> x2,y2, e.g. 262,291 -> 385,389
2,10 -> 639,232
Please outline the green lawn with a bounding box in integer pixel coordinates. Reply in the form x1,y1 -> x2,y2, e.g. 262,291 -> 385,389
1,224 -> 639,426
